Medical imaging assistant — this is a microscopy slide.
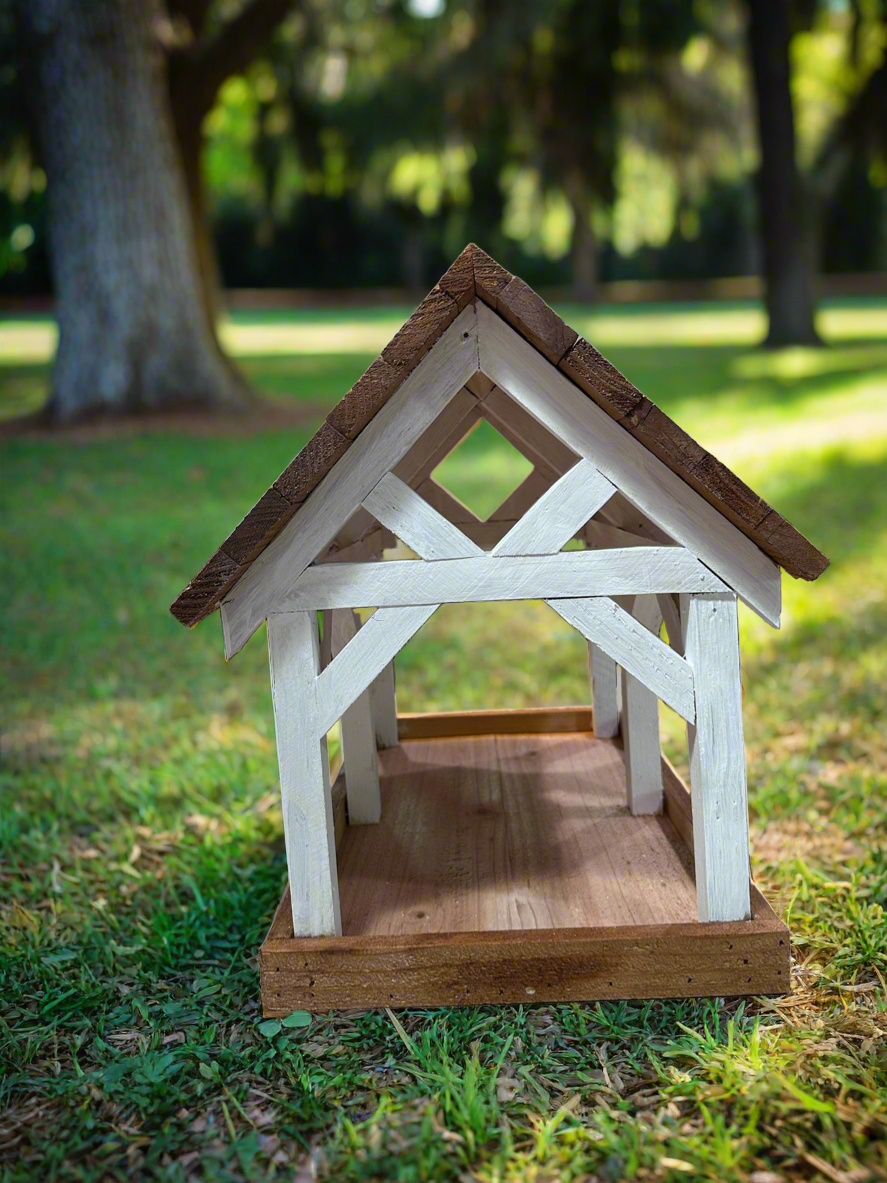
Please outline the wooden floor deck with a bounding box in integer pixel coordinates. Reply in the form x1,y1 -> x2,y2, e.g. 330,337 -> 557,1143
337,732 -> 698,937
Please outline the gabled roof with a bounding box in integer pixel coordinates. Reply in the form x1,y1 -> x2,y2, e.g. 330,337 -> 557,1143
170,244 -> 828,629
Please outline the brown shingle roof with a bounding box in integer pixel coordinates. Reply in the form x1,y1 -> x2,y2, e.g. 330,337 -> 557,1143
170,244 -> 828,628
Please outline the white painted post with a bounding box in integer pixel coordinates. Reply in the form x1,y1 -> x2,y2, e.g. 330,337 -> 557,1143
682,592 -> 751,922
622,670 -> 662,814
267,611 -> 341,937
369,661 -> 399,748
621,595 -> 663,814
589,645 -> 620,738
331,609 -> 382,824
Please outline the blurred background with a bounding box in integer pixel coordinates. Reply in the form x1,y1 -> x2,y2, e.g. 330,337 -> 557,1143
3,3 -> 887,1176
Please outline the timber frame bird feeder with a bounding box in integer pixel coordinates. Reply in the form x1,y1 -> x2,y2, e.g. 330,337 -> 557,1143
171,245 -> 828,1013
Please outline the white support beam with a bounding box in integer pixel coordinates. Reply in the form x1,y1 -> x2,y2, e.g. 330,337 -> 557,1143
491,459 -> 615,557
221,304 -> 479,657
316,604 -> 438,735
549,595 -> 696,723
331,610 -> 381,824
282,548 -> 727,613
616,594 -> 663,813
658,592 -> 683,653
363,472 -> 483,560
267,611 -> 341,937
621,669 -> 662,815
589,645 -> 620,738
481,385 -> 578,479
476,301 -> 781,626
682,593 -> 751,922
368,661 -> 399,748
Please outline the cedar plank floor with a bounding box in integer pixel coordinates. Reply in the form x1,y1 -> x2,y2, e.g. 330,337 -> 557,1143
337,732 -> 698,937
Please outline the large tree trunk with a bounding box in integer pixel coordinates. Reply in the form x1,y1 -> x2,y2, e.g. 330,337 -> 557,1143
18,0 -> 248,422
746,0 -> 821,347
565,169 -> 597,302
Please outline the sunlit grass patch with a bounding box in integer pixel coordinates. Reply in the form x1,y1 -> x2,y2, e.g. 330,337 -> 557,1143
1,300 -> 886,1180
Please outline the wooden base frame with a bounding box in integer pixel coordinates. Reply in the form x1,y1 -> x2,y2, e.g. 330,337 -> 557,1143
259,708 -> 789,1013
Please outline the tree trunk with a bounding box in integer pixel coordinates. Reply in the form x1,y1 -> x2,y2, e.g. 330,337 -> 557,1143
565,170 -> 597,302
746,0 -> 821,347
18,0 -> 249,421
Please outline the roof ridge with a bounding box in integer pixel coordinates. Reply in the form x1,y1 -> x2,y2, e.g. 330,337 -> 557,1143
170,244 -> 827,629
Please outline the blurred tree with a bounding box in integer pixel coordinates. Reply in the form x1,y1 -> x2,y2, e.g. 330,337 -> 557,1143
15,0 -> 292,422
745,0 -> 821,345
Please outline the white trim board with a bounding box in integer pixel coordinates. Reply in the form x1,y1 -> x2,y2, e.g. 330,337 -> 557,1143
280,548 -> 727,611
220,304 -> 480,657
476,301 -> 781,626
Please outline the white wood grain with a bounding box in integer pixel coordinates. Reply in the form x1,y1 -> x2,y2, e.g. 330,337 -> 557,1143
682,593 -> 751,922
549,596 -> 696,722
392,386 -> 480,485
221,304 -> 479,657
621,669 -> 663,814
481,385 -> 578,478
583,519 -> 662,550
486,468 -> 553,524
267,611 -> 341,937
415,477 -> 482,526
657,592 -> 683,653
363,472 -> 483,560
316,604 -> 438,735
589,644 -> 620,738
282,548 -> 727,612
493,460 -> 615,556
368,661 -> 399,748
331,609 -> 381,824
476,302 -> 782,626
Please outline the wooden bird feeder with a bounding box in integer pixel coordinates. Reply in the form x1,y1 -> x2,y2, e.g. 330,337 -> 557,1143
171,245 -> 828,1012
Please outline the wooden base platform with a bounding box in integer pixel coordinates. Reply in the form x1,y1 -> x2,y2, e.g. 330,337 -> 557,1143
260,709 -> 789,1012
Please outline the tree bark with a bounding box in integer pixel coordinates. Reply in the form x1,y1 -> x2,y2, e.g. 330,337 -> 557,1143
565,169 -> 597,302
746,0 -> 821,347
17,0 -> 248,421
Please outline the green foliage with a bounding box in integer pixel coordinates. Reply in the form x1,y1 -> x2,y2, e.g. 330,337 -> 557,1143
1,300 -> 887,1179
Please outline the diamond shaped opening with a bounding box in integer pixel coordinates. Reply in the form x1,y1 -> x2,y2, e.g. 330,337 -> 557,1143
430,418 -> 535,521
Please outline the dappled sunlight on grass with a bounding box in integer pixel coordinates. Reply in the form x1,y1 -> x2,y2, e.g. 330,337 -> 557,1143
2,301 -> 886,1180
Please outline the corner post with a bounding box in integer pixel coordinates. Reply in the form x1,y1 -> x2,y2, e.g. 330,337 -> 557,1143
267,611 -> 341,936
682,592 -> 751,922
368,662 -> 399,748
332,609 -> 382,823
589,644 -> 620,738
621,594 -> 663,814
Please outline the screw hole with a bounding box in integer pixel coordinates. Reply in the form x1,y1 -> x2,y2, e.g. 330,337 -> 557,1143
728,944 -> 733,950
779,939 -> 784,946
743,958 -> 749,965
687,978 -> 692,984
462,331 -> 470,340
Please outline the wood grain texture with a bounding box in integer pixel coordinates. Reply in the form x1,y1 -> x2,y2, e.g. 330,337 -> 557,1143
590,646 -> 620,738
282,548 -> 728,612
497,276 -> 578,363
622,670 -> 663,815
315,604 -> 439,735
477,301 -> 784,627
397,705 -> 594,739
363,472 -> 484,560
436,244 -> 476,309
550,597 -> 696,723
369,662 -> 399,748
326,354 -> 404,440
220,305 -> 479,657
480,300 -> 785,624
471,243 -> 513,305
558,335 -> 648,421
392,386 -> 480,485
272,421 -> 350,505
331,609 -> 381,824
219,487 -> 295,567
481,385 -> 578,478
267,612 -> 341,937
683,593 -> 751,922
382,285 -> 461,370
170,550 -> 241,627
491,459 -> 614,556
259,729 -> 789,1011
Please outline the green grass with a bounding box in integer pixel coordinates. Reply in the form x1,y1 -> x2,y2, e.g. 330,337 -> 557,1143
2,299 -> 886,1181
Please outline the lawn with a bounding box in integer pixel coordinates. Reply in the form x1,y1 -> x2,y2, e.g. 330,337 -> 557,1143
1,298 -> 886,1182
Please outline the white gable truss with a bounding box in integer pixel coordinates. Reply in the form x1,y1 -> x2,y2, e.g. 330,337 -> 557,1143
231,302 -> 764,934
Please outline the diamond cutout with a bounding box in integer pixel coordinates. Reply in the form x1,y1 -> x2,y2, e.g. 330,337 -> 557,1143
431,419 -> 535,522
